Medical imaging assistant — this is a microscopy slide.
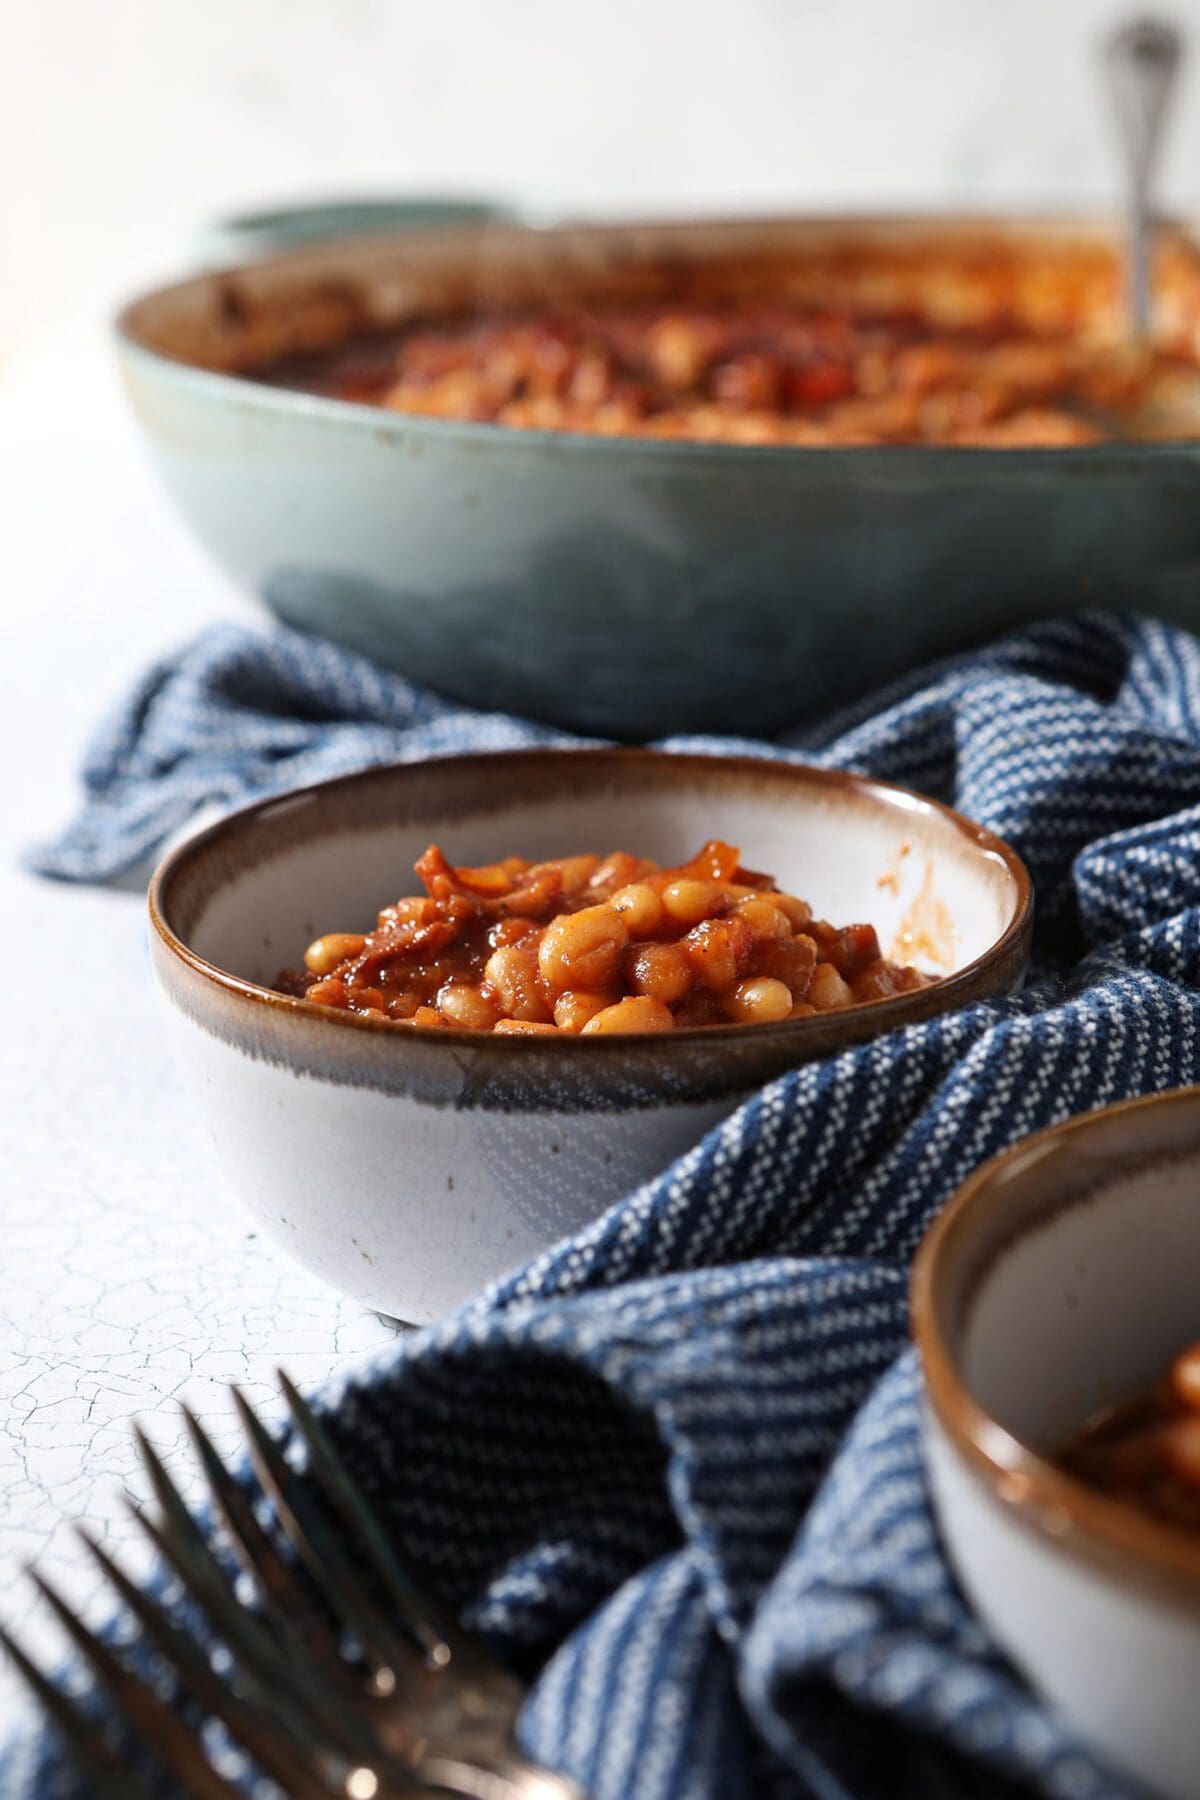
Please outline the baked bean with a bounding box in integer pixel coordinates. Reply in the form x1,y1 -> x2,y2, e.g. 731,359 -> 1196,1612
493,1019 -> 558,1036
626,941 -> 694,1004
1164,1418 -> 1200,1489
723,978 -> 793,1023
645,314 -> 716,390
735,896 -> 792,942
1170,1343 -> 1200,1413
808,963 -> 854,1011
304,933 -> 367,976
553,990 -> 619,1033
484,943 -> 550,1022
772,893 -> 812,929
609,883 -> 665,937
279,840 -> 935,1035
661,879 -> 724,926
437,982 -> 501,1031
581,996 -> 674,1035
537,903 -> 628,993
1060,1344 -> 1200,1532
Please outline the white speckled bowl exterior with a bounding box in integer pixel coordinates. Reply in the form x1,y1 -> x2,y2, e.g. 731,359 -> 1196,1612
913,1087 -> 1200,1800
149,749 -> 1031,1323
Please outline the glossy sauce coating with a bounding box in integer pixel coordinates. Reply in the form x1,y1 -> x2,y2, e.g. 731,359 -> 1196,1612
275,840 -> 936,1033
1058,1341 -> 1200,1533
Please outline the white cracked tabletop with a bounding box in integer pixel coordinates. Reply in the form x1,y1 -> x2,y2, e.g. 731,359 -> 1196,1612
0,343 -> 400,1740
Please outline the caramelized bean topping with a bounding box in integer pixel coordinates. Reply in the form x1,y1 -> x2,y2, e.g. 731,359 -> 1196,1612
275,842 -> 935,1034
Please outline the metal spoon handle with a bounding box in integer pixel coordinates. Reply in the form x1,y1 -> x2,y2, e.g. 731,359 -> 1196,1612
1103,16 -> 1184,334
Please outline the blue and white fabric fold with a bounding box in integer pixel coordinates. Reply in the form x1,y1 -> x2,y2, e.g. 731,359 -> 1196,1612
15,611 -> 1200,1799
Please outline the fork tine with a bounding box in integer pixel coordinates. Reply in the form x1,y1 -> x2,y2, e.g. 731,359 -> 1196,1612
30,1572 -> 244,1800
128,1436 -> 379,1764
180,1404 -> 344,1662
0,1621 -> 157,1800
126,1497 -> 378,1765
75,1527 -> 335,1800
231,1386 -> 416,1677
133,1422 -> 235,1577
278,1371 -> 466,1665
130,1427 -> 301,1682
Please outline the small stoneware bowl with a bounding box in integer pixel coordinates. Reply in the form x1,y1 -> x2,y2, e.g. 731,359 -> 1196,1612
149,748 -> 1031,1324
912,1086 -> 1200,1800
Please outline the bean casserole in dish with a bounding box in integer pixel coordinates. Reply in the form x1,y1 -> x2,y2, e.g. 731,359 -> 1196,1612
116,215 -> 1200,736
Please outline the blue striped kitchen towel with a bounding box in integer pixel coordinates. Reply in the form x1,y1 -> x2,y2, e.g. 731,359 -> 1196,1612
13,611 -> 1200,1799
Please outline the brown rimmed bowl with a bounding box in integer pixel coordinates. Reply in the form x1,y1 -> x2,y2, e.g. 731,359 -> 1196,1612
149,747 -> 1031,1323
912,1085 -> 1200,1800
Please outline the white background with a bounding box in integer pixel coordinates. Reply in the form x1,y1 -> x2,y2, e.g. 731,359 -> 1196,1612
8,0 -> 1200,358
2,0 -> 1200,1765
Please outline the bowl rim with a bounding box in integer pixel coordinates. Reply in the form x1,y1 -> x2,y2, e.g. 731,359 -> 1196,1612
147,745 -> 1033,1054
114,207 -> 1200,465
911,1084 -> 1200,1596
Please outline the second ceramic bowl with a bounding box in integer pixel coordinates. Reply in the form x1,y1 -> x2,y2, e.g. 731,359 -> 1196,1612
149,749 -> 1031,1322
913,1086 -> 1200,1800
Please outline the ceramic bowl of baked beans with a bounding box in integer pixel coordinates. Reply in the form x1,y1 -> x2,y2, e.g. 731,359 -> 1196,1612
148,747 -> 1030,1324
116,213 -> 1200,740
912,1085 -> 1200,1800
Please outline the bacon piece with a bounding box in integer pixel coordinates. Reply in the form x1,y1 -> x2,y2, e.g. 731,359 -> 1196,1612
676,839 -> 742,883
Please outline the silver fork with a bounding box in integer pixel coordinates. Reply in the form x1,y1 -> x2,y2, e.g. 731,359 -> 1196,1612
1,1371 -> 584,1800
